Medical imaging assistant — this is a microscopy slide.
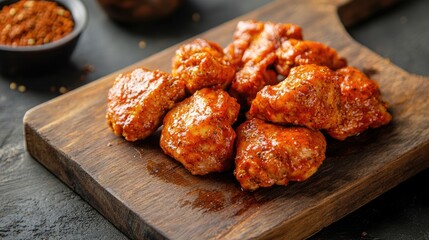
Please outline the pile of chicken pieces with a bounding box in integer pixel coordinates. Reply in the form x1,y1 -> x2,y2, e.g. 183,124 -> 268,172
106,20 -> 392,191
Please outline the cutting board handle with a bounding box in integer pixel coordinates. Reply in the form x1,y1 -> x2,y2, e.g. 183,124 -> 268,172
335,0 -> 404,27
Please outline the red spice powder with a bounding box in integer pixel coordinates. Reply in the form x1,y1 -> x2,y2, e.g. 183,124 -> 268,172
0,0 -> 74,46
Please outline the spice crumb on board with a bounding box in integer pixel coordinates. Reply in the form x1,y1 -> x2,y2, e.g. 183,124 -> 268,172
0,0 -> 74,46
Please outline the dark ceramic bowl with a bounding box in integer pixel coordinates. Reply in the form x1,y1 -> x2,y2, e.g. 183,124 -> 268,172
0,0 -> 88,75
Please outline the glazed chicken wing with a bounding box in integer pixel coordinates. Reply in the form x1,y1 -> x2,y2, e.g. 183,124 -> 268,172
160,88 -> 240,175
172,38 -> 235,94
275,39 -> 347,76
248,64 -> 342,130
234,118 -> 327,191
224,20 -> 303,69
326,67 -> 392,140
225,20 -> 303,106
106,68 -> 185,141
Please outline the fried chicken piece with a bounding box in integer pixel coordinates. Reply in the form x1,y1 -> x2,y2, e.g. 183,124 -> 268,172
224,20 -> 303,69
225,20 -> 303,106
275,39 -> 347,76
106,68 -> 185,141
172,38 -> 235,94
326,67 -> 392,140
229,47 -> 278,107
160,88 -> 240,175
248,64 -> 342,130
234,118 -> 327,191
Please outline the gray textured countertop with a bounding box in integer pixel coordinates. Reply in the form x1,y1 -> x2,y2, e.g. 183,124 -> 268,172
1,0 -> 428,239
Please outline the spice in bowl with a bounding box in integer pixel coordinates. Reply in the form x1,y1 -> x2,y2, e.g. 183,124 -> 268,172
0,0 -> 74,47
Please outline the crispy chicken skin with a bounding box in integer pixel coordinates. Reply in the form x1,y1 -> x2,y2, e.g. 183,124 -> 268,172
225,20 -> 303,106
172,38 -> 235,94
326,67 -> 392,140
106,68 -> 185,141
249,64 -> 342,130
275,39 -> 347,76
234,118 -> 327,191
160,88 -> 240,175
224,20 -> 303,69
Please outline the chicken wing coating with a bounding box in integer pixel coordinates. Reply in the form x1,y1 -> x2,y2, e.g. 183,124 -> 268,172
160,88 -> 240,175
172,38 -> 235,94
326,67 -> 392,140
248,64 -> 342,130
224,20 -> 303,106
275,39 -> 347,77
106,68 -> 186,141
234,118 -> 327,191
224,20 -> 303,69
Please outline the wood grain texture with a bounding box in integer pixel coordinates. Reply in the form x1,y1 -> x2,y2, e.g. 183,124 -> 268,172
24,0 -> 429,239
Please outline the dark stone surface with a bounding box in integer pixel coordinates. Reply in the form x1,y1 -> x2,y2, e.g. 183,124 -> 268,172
0,0 -> 427,239
311,1 -> 429,239
348,0 -> 429,76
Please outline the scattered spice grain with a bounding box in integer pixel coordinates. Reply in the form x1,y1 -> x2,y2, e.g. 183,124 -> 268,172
0,0 -> 74,46
79,64 -> 95,81
17,85 -> 26,92
49,85 -> 57,93
59,86 -> 68,94
82,64 -> 95,74
138,40 -> 146,49
192,12 -> 200,22
9,82 -> 17,90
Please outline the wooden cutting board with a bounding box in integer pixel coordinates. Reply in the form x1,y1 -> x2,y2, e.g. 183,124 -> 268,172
24,0 -> 429,239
